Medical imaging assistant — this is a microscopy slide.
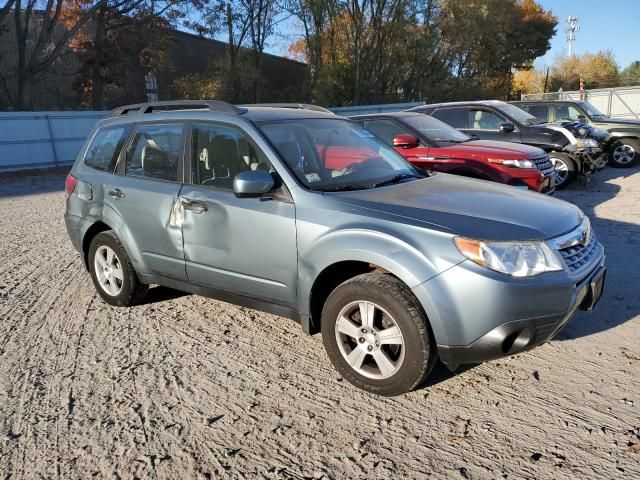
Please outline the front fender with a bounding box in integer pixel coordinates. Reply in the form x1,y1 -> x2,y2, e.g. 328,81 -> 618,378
606,130 -> 640,142
297,226 -> 462,317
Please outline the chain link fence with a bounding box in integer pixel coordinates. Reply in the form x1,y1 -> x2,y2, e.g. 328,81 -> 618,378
521,86 -> 640,119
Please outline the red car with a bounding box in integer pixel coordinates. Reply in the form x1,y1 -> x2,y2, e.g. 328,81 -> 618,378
350,112 -> 555,194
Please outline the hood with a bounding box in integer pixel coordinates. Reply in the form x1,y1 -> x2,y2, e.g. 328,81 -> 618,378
553,120 -> 610,142
595,117 -> 640,127
325,174 -> 582,241
442,140 -> 545,158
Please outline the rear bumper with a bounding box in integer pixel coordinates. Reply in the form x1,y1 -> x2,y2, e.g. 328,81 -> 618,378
64,212 -> 85,253
412,246 -> 605,370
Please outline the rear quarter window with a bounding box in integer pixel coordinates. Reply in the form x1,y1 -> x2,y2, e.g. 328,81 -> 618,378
83,126 -> 129,172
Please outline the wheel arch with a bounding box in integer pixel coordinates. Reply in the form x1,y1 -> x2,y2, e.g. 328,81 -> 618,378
606,131 -> 640,143
82,220 -> 113,269
300,230 -> 444,335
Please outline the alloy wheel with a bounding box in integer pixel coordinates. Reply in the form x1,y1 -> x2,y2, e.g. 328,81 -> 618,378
551,157 -> 569,187
612,144 -> 636,165
94,245 -> 124,296
334,300 -> 405,379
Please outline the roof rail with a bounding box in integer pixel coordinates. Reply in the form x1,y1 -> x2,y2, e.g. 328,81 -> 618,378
110,100 -> 244,116
241,103 -> 333,114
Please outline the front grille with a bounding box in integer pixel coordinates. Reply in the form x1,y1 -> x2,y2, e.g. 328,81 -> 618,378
533,154 -> 553,173
559,230 -> 599,273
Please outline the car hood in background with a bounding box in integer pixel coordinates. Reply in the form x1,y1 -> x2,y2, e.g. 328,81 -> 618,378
325,174 -> 581,241
442,140 -> 545,158
595,117 -> 640,127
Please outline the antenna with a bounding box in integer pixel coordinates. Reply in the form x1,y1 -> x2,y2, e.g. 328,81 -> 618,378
565,16 -> 579,57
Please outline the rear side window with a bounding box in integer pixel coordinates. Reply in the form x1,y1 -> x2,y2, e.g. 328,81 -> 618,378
126,123 -> 183,182
83,126 -> 129,172
432,108 -> 467,128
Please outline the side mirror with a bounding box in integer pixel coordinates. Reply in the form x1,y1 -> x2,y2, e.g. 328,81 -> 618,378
233,170 -> 274,198
393,134 -> 420,149
499,122 -> 515,133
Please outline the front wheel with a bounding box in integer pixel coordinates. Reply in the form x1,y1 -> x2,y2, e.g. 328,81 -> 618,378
549,153 -> 577,189
608,139 -> 640,168
321,273 -> 437,396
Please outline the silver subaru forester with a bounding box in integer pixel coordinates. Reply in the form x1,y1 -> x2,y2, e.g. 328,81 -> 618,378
64,101 -> 606,396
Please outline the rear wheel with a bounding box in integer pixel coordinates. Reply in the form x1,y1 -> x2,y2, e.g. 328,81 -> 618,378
608,139 -> 640,168
549,153 -> 576,189
88,231 -> 148,306
321,273 -> 437,396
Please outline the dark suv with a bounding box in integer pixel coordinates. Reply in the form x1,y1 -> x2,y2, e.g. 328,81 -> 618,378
64,100 -> 606,396
512,100 -> 640,168
410,101 -> 599,188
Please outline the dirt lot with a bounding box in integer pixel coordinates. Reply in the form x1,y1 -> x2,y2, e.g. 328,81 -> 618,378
0,168 -> 638,480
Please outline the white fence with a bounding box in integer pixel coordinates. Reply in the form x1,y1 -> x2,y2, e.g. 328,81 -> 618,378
0,111 -> 108,172
521,85 -> 640,119
0,103 -> 426,172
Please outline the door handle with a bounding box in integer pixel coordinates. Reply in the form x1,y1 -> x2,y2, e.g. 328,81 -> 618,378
108,188 -> 125,198
181,199 -> 207,214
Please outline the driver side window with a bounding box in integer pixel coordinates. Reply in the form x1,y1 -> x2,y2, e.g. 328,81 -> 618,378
468,109 -> 505,130
363,119 -> 410,145
555,105 -> 583,121
191,123 -> 271,190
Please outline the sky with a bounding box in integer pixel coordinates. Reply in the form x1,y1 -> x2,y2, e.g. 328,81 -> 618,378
535,0 -> 639,70
248,0 -> 640,69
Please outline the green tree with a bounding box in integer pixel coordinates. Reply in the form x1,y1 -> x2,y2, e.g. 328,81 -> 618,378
621,61 -> 640,86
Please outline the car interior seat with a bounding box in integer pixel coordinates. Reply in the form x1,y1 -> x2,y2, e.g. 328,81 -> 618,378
141,143 -> 174,180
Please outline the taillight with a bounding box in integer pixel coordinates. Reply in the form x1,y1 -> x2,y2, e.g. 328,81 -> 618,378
65,174 -> 77,198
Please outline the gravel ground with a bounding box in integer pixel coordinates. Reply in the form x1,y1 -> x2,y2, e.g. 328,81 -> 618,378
0,168 -> 638,479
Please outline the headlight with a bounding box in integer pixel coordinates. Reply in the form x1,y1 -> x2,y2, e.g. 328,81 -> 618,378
582,138 -> 598,148
454,237 -> 564,277
487,158 -> 536,169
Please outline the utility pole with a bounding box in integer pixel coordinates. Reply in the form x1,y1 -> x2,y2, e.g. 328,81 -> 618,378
543,67 -> 549,94
566,16 -> 579,57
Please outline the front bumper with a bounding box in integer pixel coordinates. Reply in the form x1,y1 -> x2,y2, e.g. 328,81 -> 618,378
411,243 -> 605,370
504,168 -> 555,194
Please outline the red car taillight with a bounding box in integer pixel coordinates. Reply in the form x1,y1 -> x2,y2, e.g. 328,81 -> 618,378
65,174 -> 77,198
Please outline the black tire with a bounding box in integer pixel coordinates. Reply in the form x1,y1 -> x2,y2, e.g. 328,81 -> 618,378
549,152 -> 577,189
88,231 -> 148,306
321,273 -> 437,396
608,139 -> 640,168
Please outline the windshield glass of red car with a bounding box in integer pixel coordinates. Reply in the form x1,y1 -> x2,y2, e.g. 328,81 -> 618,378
258,118 -> 422,191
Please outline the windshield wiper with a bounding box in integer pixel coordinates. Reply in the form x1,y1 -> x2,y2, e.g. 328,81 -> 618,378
372,173 -> 423,188
319,184 -> 369,192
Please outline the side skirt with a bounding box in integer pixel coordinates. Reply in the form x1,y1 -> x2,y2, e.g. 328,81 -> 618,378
137,272 -> 302,325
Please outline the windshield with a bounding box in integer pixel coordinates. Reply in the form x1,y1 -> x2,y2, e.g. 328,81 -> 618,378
577,101 -> 606,118
497,103 -> 544,125
258,118 -> 423,191
402,114 -> 470,145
